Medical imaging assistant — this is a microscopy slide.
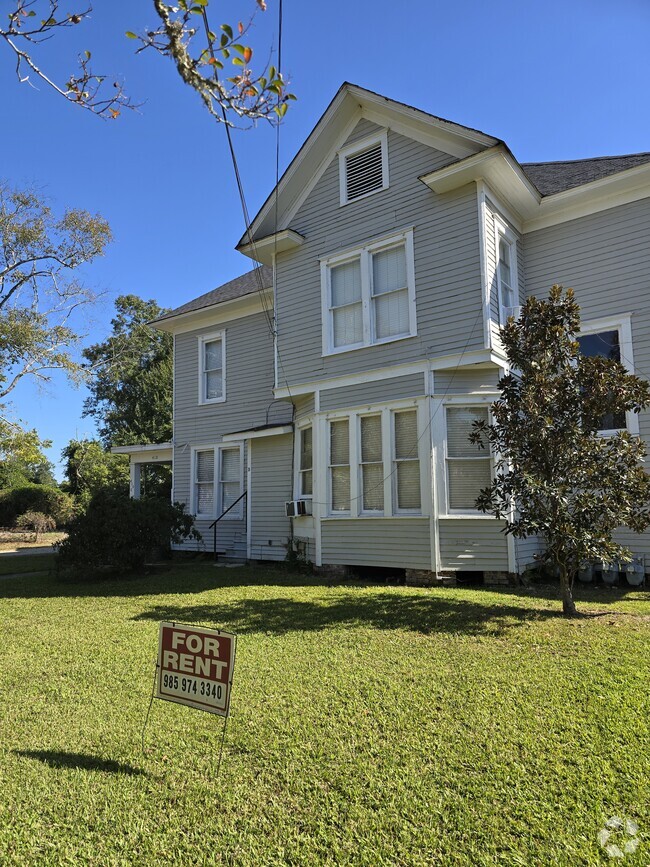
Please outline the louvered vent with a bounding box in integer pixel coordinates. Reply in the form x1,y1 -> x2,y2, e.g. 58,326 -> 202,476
345,142 -> 384,202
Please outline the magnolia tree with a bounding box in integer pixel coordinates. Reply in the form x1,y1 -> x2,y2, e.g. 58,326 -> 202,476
471,285 -> 650,615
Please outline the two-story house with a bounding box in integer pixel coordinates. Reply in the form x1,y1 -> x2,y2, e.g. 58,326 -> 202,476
137,83 -> 650,580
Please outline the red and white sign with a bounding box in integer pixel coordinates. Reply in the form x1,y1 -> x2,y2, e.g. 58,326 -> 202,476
155,622 -> 236,716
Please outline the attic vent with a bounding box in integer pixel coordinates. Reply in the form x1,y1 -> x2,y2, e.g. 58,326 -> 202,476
339,132 -> 388,205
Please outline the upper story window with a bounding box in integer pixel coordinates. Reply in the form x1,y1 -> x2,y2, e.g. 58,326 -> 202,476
577,318 -> 635,433
338,131 -> 389,206
445,406 -> 492,512
321,230 -> 416,356
199,332 -> 226,404
495,222 -> 519,325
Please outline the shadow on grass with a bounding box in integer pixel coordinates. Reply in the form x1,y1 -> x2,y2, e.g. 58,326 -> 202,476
14,749 -> 145,776
132,591 -> 563,637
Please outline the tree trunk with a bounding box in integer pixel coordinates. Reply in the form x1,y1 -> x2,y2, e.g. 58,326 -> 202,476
559,565 -> 577,616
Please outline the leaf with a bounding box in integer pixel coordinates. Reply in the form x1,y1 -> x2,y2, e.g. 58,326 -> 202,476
193,0 -> 208,5
220,23 -> 233,39
243,46 -> 252,63
232,57 -> 245,67
231,43 -> 246,55
109,109 -> 120,119
84,50 -> 91,60
238,21 -> 244,34
125,31 -> 138,39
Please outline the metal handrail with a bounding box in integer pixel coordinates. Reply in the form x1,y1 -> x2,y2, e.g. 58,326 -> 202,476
208,490 -> 247,562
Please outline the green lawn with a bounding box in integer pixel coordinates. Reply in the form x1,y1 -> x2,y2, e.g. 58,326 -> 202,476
0,566 -> 648,866
0,552 -> 56,575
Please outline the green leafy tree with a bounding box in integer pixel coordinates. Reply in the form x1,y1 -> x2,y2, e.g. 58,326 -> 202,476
1,1 -> 294,124
0,181 -> 111,456
472,285 -> 650,616
82,295 -> 173,447
61,439 -> 130,507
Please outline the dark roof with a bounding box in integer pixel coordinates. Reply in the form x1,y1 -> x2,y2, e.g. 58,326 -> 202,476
153,265 -> 273,323
522,152 -> 650,196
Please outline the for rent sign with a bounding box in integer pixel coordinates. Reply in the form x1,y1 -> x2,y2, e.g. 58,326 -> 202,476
156,623 -> 236,716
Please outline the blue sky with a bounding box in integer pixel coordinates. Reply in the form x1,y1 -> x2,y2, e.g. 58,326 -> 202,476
2,0 -> 650,478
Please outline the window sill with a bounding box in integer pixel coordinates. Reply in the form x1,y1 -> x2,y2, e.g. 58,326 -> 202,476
322,514 -> 428,521
440,513 -> 502,520
323,331 -> 417,358
198,397 -> 226,406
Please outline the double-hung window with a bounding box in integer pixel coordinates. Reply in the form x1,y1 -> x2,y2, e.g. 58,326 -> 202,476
445,407 -> 492,511
495,223 -> 519,325
322,230 -> 416,354
299,426 -> 313,498
577,319 -> 634,433
192,445 -> 243,518
326,407 -> 422,516
199,332 -> 225,404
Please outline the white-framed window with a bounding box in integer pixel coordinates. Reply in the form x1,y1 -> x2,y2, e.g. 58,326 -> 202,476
191,444 -> 244,518
495,221 -> 519,325
577,315 -> 637,434
329,419 -> 350,512
321,230 -> 416,355
338,130 -> 389,206
198,331 -> 225,404
298,425 -> 313,498
326,406 -> 423,517
445,406 -> 492,512
393,409 -> 421,513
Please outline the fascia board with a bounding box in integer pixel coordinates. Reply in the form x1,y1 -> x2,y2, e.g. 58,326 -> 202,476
152,290 -> 273,334
221,425 -> 293,442
237,229 -> 305,264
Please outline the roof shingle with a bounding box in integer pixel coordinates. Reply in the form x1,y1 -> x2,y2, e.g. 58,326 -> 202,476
522,152 -> 650,196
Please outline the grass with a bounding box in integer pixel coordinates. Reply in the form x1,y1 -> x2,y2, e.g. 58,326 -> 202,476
0,565 -> 648,866
0,552 -> 56,575
0,530 -> 66,552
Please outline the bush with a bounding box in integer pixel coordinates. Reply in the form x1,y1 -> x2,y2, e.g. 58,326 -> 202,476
56,491 -> 200,576
16,511 -> 57,541
0,485 -> 75,529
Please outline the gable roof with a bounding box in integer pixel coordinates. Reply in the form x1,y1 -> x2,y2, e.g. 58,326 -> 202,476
522,152 -> 650,196
237,82 -> 500,254
152,265 -> 272,325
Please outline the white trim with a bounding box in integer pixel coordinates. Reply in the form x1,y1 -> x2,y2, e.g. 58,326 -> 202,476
476,183 -> 492,350
153,291 -> 272,335
273,253 -> 279,391
198,330 -> 226,405
111,442 -> 173,456
222,425 -> 293,443
360,105 -> 491,156
338,130 -> 389,207
294,420 -> 314,502
273,351 -> 502,399
321,229 -> 417,357
236,229 -> 304,265
578,313 -> 638,436
246,444 -> 252,560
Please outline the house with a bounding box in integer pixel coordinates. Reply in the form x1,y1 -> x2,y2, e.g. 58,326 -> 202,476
128,83 -> 650,580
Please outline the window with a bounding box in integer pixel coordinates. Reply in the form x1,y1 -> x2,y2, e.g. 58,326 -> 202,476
326,408 -> 422,516
199,332 -> 225,404
299,426 -> 313,497
329,419 -> 350,512
495,224 -> 518,325
393,410 -> 421,511
321,230 -> 416,355
338,131 -> 388,205
577,328 -> 626,431
360,415 -> 383,512
445,407 -> 492,511
192,445 -> 243,518
194,449 -> 215,516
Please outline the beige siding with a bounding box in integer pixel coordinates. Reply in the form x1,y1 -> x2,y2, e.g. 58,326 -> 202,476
249,434 -> 293,562
439,519 -> 509,571
434,367 -> 500,395
321,518 -> 431,570
524,197 -> 650,562
275,122 -> 483,385
293,394 -> 315,420
515,535 -> 543,571
319,373 -> 425,412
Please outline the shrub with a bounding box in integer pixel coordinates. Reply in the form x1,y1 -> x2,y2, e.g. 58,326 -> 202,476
16,511 -> 57,541
0,485 -> 75,528
56,490 -> 200,576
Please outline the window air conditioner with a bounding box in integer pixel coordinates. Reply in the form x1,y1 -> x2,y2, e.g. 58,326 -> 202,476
503,305 -> 522,322
285,500 -> 311,517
